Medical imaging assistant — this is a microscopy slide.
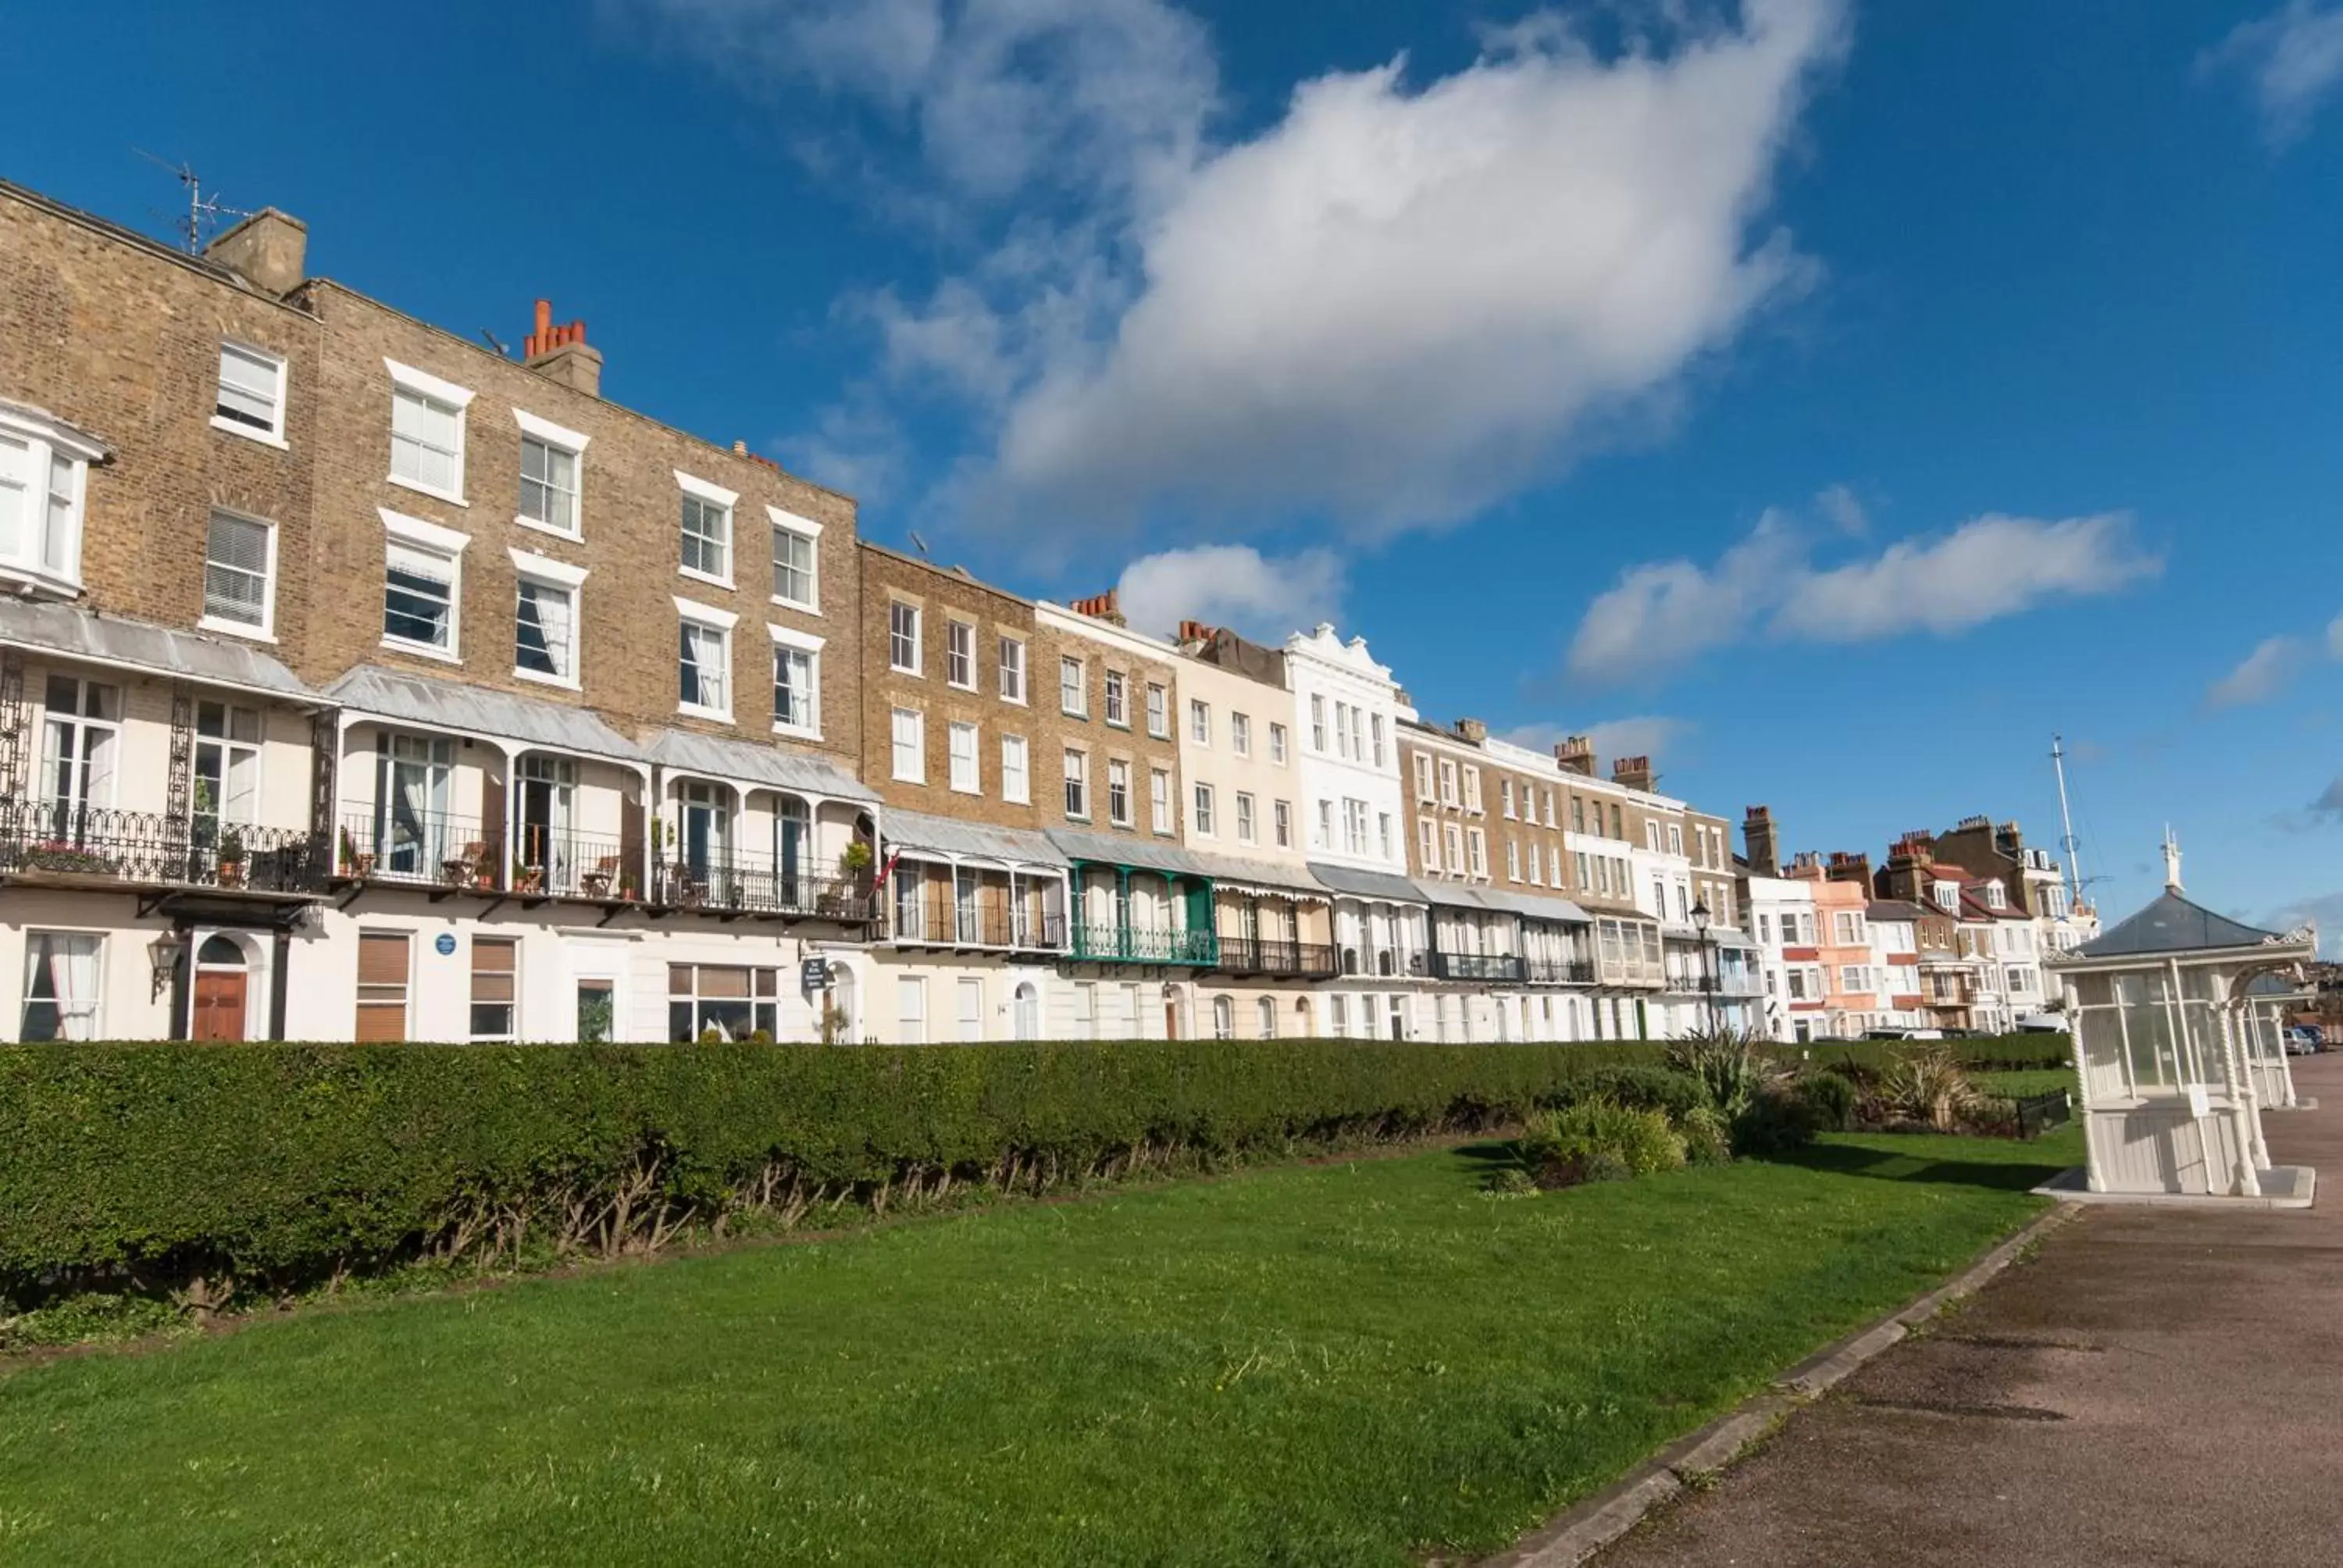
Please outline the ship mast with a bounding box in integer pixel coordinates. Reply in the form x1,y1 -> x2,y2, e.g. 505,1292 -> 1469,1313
2051,733 -> 2085,909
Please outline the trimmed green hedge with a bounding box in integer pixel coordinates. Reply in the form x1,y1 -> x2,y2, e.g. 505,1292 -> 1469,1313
0,1039 -> 1675,1303
1796,1034 -> 2074,1073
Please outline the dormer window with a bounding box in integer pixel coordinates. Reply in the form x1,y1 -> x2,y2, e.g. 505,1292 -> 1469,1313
1984,883 -> 2006,910
1932,882 -> 1960,912
0,405 -> 103,598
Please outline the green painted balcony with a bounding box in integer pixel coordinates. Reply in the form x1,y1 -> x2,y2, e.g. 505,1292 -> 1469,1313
1072,923 -> 1219,965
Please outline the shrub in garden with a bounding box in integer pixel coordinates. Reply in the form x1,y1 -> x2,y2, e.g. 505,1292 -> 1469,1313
1731,1088 -> 1821,1157
1676,1104 -> 1734,1167
1883,1046 -> 1981,1132
1794,1070 -> 1858,1133
0,1038 -> 1674,1310
1664,1027 -> 1784,1122
1516,1098 -> 1686,1188
1574,1064 -> 1710,1124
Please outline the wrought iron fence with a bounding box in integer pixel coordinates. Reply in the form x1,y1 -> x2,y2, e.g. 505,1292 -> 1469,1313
1429,950 -> 1530,983
653,851 -> 875,921
339,808 -> 490,887
1072,923 -> 1218,964
2,801 -> 326,892
1216,936 -> 1341,977
1524,957 -> 1597,985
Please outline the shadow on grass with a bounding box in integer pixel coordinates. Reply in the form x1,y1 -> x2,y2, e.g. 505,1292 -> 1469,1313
1767,1139 -> 2069,1193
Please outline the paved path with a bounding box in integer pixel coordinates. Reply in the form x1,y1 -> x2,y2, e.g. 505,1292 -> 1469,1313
1595,1051 -> 2343,1568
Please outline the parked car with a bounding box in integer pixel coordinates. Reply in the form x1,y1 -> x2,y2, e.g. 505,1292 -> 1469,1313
2284,1026 -> 2323,1057
2015,1016 -> 2071,1035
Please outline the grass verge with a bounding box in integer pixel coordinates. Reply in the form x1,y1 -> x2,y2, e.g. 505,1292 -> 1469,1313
0,1127 -> 2078,1568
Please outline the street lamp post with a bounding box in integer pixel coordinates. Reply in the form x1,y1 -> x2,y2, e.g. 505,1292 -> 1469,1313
1691,896 -> 1718,1035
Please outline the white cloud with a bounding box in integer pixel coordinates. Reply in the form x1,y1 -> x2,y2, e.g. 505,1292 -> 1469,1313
2206,635 -> 2308,709
1814,482 -> 1867,534
1567,508 -> 2159,685
2259,889 -> 2343,954
641,0 -> 1849,541
2206,2 -> 2343,147
1500,717 -> 1690,771
992,0 -> 1848,534
1114,544 -> 1346,641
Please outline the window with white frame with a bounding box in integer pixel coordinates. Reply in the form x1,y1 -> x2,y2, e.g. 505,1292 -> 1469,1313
1542,790 -> 1556,828
1274,799 -> 1291,849
1419,818 -> 1439,871
1332,701 -> 1350,758
1463,767 -> 1482,814
1834,911 -> 1867,944
1310,694 -> 1326,752
1378,812 -> 1393,862
214,343 -> 286,444
512,554 -> 584,685
1438,759 -> 1459,807
1443,821 -> 1464,872
1467,828 -> 1487,878
1063,748 -> 1088,818
1370,715 -> 1385,767
20,931 -> 103,1042
890,707 -> 924,782
1500,779 -> 1515,818
1059,655 -> 1086,716
1145,682 -> 1168,737
1150,767 -> 1172,832
41,676 -> 119,832
998,635 -> 1026,703
511,409 -> 587,537
1316,800 -> 1333,848
1108,759 -> 1132,826
0,408 -> 99,594
947,721 -> 980,794
380,511 -> 466,657
192,700 -> 261,840
1506,839 -> 1521,881
675,472 -> 735,583
1211,995 -> 1235,1040
1193,782 -> 1215,836
201,509 -> 275,636
1345,798 -> 1369,856
945,620 -> 975,690
769,511 -> 819,611
1839,964 -> 1868,992
1269,721 -> 1288,764
1000,733 -> 1029,804
1668,824 -> 1684,856
1414,754 -> 1435,801
771,625 -> 822,737
1104,669 -> 1128,726
1236,791 -> 1256,843
1189,698 -> 1210,744
676,599 -> 735,718
386,361 -> 471,501
890,601 -> 921,674
1231,712 -> 1251,756
1528,842 -> 1542,884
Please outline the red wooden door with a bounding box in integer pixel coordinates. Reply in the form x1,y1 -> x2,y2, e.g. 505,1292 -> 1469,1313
193,970 -> 248,1041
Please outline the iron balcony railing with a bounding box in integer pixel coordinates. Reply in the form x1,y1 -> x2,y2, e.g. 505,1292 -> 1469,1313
1214,936 -> 1341,978
2,801 -> 326,893
892,893 -> 1068,951
1338,946 -> 1429,978
1429,950 -> 1530,983
1072,922 -> 1218,964
340,808 -> 490,887
512,825 -> 629,900
1524,956 -> 1597,985
654,851 -> 876,922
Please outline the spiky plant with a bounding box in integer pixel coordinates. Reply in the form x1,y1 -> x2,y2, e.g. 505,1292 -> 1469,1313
1883,1046 -> 1980,1132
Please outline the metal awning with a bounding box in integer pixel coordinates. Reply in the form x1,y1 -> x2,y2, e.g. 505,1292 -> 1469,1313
0,598 -> 316,703
1047,827 -> 1220,879
1307,861 -> 1428,904
1413,877 -> 1501,911
1189,851 -> 1328,899
1478,887 -> 1592,925
644,727 -> 878,804
328,665 -> 645,764
885,808 -> 1067,869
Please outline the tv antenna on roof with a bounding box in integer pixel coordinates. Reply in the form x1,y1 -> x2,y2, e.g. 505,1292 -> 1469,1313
134,149 -> 248,254
908,530 -> 930,558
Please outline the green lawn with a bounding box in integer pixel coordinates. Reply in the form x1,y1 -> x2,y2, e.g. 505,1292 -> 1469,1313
1972,1067 -> 2079,1099
0,1129 -> 2077,1568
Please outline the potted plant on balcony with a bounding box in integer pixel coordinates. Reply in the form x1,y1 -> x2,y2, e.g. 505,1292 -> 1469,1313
824,842 -> 874,918
511,853 -> 544,896
217,825 -> 248,889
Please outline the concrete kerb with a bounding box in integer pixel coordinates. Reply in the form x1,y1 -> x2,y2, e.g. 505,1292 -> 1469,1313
1475,1200 -> 2081,1568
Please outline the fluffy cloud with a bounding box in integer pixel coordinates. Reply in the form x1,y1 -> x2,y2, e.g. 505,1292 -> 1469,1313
1114,544 -> 1346,641
1814,482 -> 1867,535
2205,2 -> 2343,147
642,0 -> 1849,540
2205,635 -> 2309,709
1500,717 -> 1690,771
2259,889 -> 2343,954
1566,508 -> 2159,685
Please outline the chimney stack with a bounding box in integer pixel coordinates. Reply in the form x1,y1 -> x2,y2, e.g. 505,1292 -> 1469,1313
523,298 -> 603,397
1555,736 -> 1596,776
1453,717 -> 1488,745
204,208 -> 307,298
1742,806 -> 1780,878
1176,618 -> 1218,650
1826,850 -> 1873,886
1612,755 -> 1653,793
1068,590 -> 1126,627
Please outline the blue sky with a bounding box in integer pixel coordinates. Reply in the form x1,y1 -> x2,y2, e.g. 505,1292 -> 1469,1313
9,0 -> 2342,939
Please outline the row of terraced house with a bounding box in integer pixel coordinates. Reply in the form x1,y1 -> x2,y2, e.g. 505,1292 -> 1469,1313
0,179 -> 2082,1046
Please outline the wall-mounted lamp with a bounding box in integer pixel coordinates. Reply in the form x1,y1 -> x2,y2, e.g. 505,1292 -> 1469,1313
148,931 -> 188,1002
